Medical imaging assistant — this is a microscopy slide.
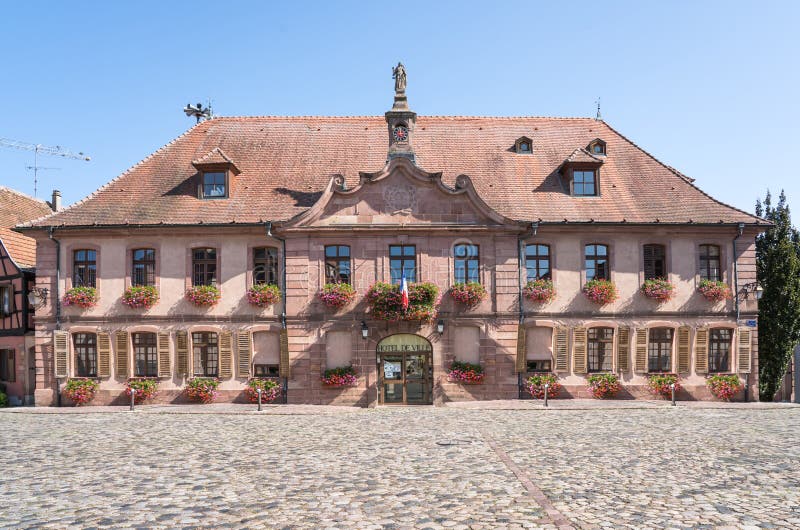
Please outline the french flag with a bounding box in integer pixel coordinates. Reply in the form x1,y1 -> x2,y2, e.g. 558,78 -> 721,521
400,271 -> 410,310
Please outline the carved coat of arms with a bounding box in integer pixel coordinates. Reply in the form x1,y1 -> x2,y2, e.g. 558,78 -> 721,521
383,184 -> 416,214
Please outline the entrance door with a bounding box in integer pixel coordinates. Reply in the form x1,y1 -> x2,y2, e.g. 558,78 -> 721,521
377,334 -> 433,405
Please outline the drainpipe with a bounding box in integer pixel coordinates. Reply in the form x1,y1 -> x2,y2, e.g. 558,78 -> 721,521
48,227 -> 62,407
733,223 -> 744,322
517,222 -> 538,398
732,222 -> 748,401
266,221 -> 289,403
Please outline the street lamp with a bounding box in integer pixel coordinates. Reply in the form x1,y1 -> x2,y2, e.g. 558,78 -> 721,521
739,282 -> 763,301
27,287 -> 49,308
436,319 -> 445,335
361,321 -> 369,340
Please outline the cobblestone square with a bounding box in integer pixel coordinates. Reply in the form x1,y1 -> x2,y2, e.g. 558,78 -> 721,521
1,406 -> 799,529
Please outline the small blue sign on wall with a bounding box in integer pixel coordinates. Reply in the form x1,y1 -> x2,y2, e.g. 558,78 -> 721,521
746,320 -> 757,327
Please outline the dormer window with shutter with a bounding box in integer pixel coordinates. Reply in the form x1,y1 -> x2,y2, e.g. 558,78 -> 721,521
560,148 -> 604,197
514,136 -> 533,154
191,147 -> 240,200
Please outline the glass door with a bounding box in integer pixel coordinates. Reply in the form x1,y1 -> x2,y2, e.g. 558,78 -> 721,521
378,352 -> 432,405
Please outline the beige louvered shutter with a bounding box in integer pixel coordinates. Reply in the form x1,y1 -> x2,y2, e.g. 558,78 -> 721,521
175,330 -> 189,376
237,330 -> 252,378
115,330 -> 129,378
97,332 -> 111,377
572,327 -> 588,374
219,331 -> 233,378
677,327 -> 691,373
634,328 -> 648,373
616,327 -> 630,373
54,330 -> 69,378
553,327 -> 569,372
737,327 -> 752,373
695,327 -> 709,374
279,328 -> 290,377
515,325 -> 527,373
158,331 -> 171,377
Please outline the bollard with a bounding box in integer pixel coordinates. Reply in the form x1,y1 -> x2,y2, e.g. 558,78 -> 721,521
543,383 -> 549,408
129,388 -> 136,411
257,388 -> 263,412
670,383 -> 676,406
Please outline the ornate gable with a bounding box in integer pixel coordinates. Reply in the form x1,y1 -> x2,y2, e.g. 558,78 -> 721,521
283,157 -> 522,230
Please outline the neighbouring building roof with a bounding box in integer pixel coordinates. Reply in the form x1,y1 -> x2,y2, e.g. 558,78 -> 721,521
0,186 -> 53,268
19,115 -> 763,228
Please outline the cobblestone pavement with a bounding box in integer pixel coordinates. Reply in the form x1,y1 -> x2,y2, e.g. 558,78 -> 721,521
1,407 -> 799,529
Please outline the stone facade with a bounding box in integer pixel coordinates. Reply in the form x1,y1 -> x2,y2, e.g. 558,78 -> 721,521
21,76 -> 764,406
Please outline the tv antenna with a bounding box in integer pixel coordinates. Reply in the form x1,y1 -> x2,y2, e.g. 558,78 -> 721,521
183,100 -> 214,123
0,138 -> 91,197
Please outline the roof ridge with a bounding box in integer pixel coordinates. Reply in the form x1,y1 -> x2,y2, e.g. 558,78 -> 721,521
18,120 -> 209,228
0,185 -> 51,206
206,114 -> 598,121
599,120 -> 766,223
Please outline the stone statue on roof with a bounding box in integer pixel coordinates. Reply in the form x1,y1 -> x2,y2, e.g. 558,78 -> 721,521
392,62 -> 407,94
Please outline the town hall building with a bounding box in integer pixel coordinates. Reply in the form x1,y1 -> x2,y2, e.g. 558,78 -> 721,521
18,66 -> 765,406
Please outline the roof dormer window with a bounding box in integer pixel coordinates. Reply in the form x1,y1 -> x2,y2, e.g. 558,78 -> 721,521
191,147 -> 240,201
515,136 -> 533,154
202,172 -> 227,199
587,139 -> 607,156
573,169 -> 597,196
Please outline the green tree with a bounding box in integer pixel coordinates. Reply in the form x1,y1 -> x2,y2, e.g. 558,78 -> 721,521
755,190 -> 800,401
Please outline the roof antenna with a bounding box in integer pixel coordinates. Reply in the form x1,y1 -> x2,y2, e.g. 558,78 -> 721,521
595,97 -> 602,121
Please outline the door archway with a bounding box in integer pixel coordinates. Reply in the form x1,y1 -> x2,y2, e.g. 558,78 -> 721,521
376,334 -> 433,405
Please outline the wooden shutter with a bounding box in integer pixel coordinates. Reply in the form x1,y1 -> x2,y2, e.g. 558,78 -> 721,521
677,326 -> 691,373
219,331 -> 233,378
279,328 -> 290,377
97,332 -> 111,377
616,327 -> 630,373
158,331 -> 171,378
572,327 -> 588,374
115,330 -> 129,378
54,330 -> 69,378
737,327 -> 752,373
515,325 -> 527,373
643,245 -> 655,279
553,327 -> 569,372
695,327 -> 709,374
634,328 -> 648,373
176,330 -> 189,376
237,330 -> 252,378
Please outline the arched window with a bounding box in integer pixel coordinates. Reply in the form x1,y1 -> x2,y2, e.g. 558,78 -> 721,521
192,332 -> 219,377
643,244 -> 667,280
73,249 -> 97,288
73,332 -> 97,377
525,244 -> 551,281
587,327 -> 614,372
585,244 -> 609,281
454,244 -> 480,284
648,328 -> 674,373
699,244 -> 721,281
133,332 -> 158,377
132,248 -> 156,287
253,247 -> 279,285
709,328 -> 732,372
324,245 -> 351,284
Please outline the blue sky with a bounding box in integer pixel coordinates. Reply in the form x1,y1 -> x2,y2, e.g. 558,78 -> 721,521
1,1 -> 798,219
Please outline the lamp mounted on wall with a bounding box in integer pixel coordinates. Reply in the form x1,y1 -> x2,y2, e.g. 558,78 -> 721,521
738,282 -> 763,301
27,287 -> 49,308
437,319 -> 445,335
361,320 -> 369,340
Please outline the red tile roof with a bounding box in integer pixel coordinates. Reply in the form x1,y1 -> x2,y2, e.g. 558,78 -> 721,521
20,116 -> 762,228
0,187 -> 53,268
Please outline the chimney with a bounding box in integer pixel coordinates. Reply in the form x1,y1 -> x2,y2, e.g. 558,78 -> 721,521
50,190 -> 62,212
